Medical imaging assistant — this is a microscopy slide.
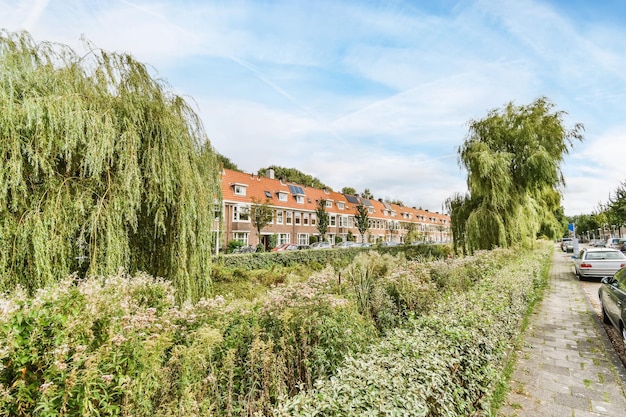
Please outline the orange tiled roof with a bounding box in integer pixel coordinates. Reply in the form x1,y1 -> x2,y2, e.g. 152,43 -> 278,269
220,169 -> 449,225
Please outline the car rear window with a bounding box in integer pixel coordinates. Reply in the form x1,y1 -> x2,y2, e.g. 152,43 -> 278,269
586,251 -> 626,260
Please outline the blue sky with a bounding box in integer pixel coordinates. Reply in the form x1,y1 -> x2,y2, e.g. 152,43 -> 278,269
2,0 -> 626,216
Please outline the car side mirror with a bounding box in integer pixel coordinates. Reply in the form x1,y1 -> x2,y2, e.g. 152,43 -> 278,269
601,276 -> 617,286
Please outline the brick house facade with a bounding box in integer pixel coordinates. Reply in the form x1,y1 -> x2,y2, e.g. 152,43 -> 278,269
218,168 -> 451,250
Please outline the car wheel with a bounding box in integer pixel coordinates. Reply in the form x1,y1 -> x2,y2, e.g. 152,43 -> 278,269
602,305 -> 611,325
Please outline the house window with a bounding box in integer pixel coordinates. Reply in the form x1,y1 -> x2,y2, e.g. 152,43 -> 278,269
278,233 -> 290,245
233,184 -> 247,196
278,192 -> 288,202
326,201 -> 333,208
298,233 -> 309,245
330,215 -> 336,227
233,205 -> 249,222
233,232 -> 249,245
348,217 -> 354,228
339,216 -> 348,227
295,213 -> 301,225
286,212 -> 293,225
303,214 -> 309,225
337,202 -> 344,210
311,214 -> 316,226
276,210 -> 283,225
368,207 -> 374,213
295,195 -> 304,204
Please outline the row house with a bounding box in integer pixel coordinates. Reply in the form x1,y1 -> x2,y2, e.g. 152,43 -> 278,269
219,168 -> 451,250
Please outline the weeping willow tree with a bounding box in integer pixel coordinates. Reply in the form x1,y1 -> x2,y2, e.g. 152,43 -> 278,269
0,30 -> 221,301
447,97 -> 583,253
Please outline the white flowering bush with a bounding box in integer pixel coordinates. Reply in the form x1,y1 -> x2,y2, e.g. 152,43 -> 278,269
276,244 -> 552,416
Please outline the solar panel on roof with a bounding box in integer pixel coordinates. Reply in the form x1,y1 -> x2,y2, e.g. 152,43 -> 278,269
345,195 -> 360,204
288,185 -> 305,195
361,199 -> 373,206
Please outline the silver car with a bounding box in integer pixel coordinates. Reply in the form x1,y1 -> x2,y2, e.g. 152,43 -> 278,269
573,248 -> 626,281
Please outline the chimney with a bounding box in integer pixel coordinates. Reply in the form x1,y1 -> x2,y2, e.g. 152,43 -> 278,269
268,168 -> 275,179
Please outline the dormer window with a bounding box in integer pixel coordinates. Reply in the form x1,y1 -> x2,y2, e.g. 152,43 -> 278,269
326,200 -> 333,208
337,202 -> 345,210
295,195 -> 304,204
232,183 -> 247,196
277,192 -> 288,202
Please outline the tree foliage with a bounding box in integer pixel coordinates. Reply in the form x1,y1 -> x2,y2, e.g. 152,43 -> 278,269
0,31 -> 221,301
361,188 -> 374,199
216,153 -> 240,171
316,199 -> 330,241
448,97 -> 583,253
258,165 -> 331,190
250,198 -> 274,245
354,203 -> 370,242
341,186 -> 357,196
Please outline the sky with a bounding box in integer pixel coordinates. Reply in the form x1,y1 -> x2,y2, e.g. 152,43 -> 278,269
2,0 -> 626,216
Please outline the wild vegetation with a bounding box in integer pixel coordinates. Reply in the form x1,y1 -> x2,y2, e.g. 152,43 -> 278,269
1,243 -> 552,416
0,31 -> 220,301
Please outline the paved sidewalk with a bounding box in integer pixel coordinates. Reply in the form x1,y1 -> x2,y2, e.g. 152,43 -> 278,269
499,248 -> 626,416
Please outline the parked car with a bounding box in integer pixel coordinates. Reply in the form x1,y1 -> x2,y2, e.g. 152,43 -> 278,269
560,238 -> 573,252
380,241 -> 399,247
573,248 -> 626,281
271,243 -> 291,252
606,237 -> 623,250
310,241 -> 332,250
599,266 -> 626,345
285,244 -> 310,250
334,241 -> 358,248
357,242 -> 372,248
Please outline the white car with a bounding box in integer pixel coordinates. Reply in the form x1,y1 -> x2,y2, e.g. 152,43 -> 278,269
573,247 -> 626,281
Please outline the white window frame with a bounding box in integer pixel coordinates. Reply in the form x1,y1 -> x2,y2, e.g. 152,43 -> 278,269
233,232 -> 249,245
233,205 -> 250,222
295,212 -> 301,225
311,213 -> 317,226
326,200 -> 333,208
276,210 -> 283,225
233,184 -> 247,196
303,213 -> 309,225
278,233 -> 290,245
337,202 -> 344,210
295,195 -> 304,204
330,215 -> 336,227
278,192 -> 288,202
286,211 -> 293,225
298,233 -> 309,245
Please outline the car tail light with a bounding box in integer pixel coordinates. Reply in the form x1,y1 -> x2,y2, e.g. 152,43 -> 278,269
580,263 -> 592,268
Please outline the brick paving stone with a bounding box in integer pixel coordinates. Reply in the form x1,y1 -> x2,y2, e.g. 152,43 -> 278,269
499,246 -> 626,416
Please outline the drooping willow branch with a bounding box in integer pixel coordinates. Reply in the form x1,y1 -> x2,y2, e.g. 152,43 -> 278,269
0,30 -> 221,302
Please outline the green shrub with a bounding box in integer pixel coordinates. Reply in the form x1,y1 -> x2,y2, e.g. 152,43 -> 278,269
275,243 -> 552,416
